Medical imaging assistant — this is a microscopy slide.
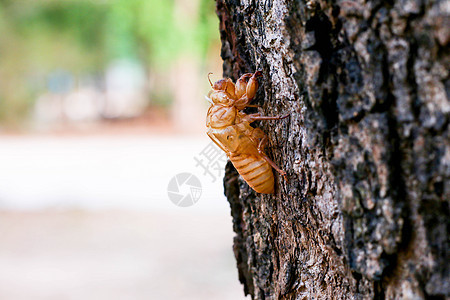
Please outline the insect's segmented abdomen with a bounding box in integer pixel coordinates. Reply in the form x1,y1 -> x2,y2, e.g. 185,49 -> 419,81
230,153 -> 274,194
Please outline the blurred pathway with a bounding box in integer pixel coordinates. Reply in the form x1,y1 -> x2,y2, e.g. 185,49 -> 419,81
0,135 -> 227,211
0,135 -> 244,299
0,211 -> 244,300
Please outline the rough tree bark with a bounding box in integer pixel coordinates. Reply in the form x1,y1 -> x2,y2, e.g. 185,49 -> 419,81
216,0 -> 448,299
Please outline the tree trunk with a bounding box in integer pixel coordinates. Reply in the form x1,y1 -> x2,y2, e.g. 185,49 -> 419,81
216,0 -> 448,299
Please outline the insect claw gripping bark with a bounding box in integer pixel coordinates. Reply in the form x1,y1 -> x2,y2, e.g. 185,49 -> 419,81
206,71 -> 288,194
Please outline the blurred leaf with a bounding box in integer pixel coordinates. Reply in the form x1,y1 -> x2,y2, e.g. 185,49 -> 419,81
0,0 -> 220,125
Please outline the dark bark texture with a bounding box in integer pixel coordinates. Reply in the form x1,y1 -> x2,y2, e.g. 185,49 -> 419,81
216,0 -> 449,299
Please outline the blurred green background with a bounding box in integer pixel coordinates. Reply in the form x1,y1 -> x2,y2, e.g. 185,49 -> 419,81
0,0 -> 221,131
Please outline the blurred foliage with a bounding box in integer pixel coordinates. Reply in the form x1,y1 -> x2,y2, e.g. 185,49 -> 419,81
0,0 -> 219,126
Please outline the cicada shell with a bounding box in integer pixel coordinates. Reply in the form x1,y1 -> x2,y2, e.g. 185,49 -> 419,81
206,71 -> 288,194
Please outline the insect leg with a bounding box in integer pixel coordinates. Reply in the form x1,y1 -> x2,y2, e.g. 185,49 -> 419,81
235,95 -> 261,110
256,136 -> 288,181
245,71 -> 262,100
236,71 -> 262,100
207,131 -> 231,156
235,73 -> 253,99
243,113 -> 290,123
250,127 -> 265,137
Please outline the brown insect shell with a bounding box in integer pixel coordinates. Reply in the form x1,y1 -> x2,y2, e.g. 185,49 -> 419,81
224,122 -> 261,157
212,78 -> 236,98
206,104 -> 237,129
210,90 -> 236,106
234,113 -> 252,135
245,76 -> 259,100
235,74 -> 252,99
